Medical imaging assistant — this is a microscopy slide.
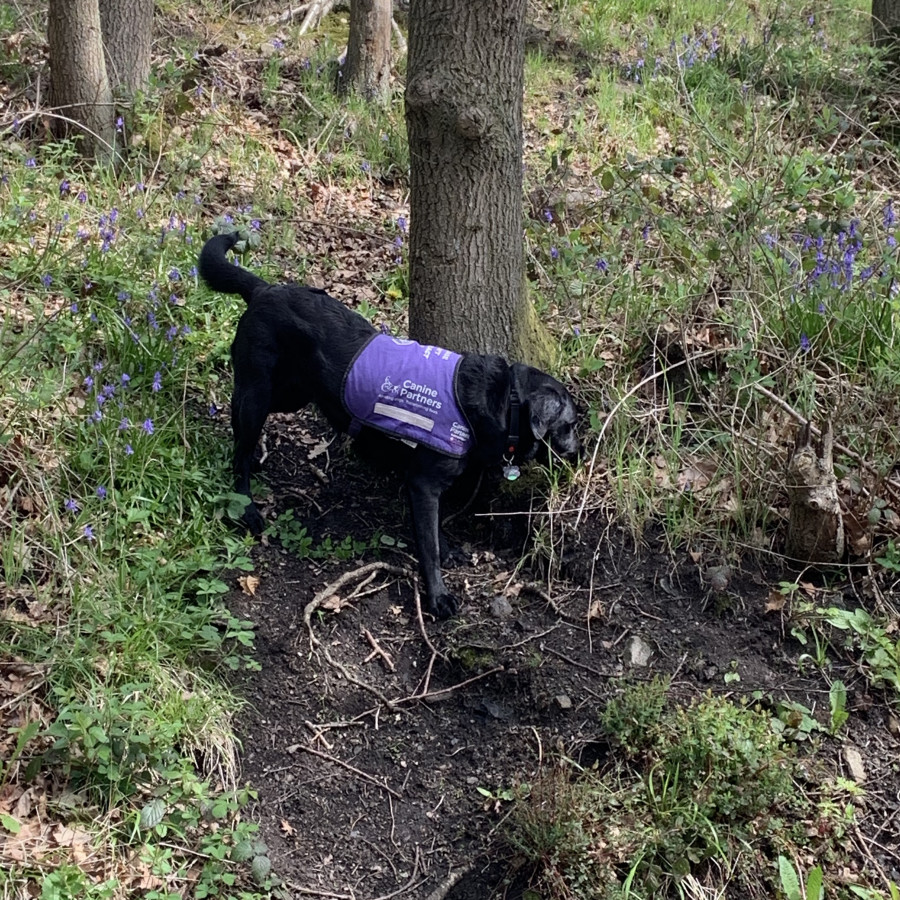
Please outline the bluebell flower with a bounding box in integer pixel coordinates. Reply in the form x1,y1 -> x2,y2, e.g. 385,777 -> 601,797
96,486 -> 107,499
800,333 -> 811,353
142,418 -> 154,435
65,498 -> 80,513
59,179 -> 70,195
125,443 -> 134,455
41,274 -> 52,288
83,525 -> 96,541
397,215 -> 408,233
152,371 -> 162,392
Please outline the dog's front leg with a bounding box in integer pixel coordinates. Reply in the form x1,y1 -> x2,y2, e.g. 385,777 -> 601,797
407,471 -> 458,619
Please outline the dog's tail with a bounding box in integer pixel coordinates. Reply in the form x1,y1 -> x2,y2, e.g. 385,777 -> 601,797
198,232 -> 269,304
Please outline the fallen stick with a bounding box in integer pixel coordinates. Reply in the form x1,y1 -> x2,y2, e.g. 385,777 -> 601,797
291,741 -> 403,799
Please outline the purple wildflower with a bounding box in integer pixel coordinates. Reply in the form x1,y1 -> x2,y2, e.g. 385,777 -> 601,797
550,247 -> 559,260
41,274 -> 52,288
800,333 -> 811,353
65,498 -> 80,513
96,486 -> 107,499
59,180 -> 70,195
125,444 -> 134,455
83,525 -> 95,541
142,418 -> 154,435
397,215 -> 408,233
596,258 -> 608,272
152,371 -> 162,392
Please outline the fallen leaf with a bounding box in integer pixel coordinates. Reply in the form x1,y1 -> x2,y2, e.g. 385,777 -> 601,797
765,590 -> 786,613
239,575 -> 260,596
322,594 -> 349,612
588,599 -> 604,620
280,819 -> 295,836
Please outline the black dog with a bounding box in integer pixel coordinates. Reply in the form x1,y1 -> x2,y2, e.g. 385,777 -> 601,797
199,231 -> 579,618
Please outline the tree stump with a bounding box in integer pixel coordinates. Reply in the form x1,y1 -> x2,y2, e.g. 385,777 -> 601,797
785,421 -> 845,563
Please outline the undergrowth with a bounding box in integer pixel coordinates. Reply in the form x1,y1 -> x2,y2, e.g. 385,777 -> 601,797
507,679 -> 866,899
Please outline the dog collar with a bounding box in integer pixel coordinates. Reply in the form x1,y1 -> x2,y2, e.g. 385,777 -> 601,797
503,386 -> 521,481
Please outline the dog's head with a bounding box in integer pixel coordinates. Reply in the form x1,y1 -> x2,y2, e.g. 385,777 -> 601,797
514,366 -> 580,464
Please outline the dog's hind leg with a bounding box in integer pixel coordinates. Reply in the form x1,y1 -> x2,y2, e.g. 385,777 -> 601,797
231,378 -> 273,535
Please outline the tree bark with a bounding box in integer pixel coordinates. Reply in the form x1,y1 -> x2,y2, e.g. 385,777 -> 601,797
99,0 -> 154,96
785,421 -> 845,564
340,0 -> 392,99
48,0 -> 116,160
405,0 -> 549,364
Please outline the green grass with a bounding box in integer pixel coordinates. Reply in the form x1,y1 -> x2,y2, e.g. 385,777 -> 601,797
506,680 -> 865,899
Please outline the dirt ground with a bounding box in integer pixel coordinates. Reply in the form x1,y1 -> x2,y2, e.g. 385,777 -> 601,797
225,409 -> 900,900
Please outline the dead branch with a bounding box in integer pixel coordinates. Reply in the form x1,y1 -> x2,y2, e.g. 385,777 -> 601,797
301,562 -> 412,710
363,627 -> 395,671
423,866 -> 474,900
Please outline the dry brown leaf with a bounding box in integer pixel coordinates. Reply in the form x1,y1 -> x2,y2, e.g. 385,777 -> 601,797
322,594 -> 349,613
588,599 -> 604,620
280,818 -> 295,836
765,590 -> 786,613
238,575 -> 260,596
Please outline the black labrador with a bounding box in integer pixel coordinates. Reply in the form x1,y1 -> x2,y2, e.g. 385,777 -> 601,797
199,231 -> 579,618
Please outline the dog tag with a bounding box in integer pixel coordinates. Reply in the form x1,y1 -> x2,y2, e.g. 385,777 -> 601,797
503,465 -> 520,481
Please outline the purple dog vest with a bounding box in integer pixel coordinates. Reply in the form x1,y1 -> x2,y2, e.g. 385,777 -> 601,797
342,335 -> 473,457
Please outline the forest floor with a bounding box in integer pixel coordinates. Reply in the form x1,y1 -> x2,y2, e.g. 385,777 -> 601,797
227,407 -> 900,898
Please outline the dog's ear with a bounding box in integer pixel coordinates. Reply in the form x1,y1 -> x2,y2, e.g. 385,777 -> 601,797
529,385 -> 566,441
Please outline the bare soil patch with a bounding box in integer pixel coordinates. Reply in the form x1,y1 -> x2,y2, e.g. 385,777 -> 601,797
226,411 -> 900,898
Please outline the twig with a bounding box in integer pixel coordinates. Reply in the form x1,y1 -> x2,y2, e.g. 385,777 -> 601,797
541,644 -> 617,678
423,866 -> 473,900
282,883 -> 354,899
299,0 -> 337,35
291,742 -> 403,799
396,666 -> 505,705
303,562 -> 411,629
304,719 -> 334,750
520,582 -> 579,622
302,562 -> 412,709
363,628 -> 395,671
263,2 -> 311,25
371,846 -> 427,900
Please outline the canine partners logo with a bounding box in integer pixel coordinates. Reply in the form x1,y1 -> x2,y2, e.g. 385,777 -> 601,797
380,377 -> 403,395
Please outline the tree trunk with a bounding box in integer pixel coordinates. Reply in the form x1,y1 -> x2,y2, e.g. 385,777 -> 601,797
785,421 -> 845,564
340,0 -> 392,99
48,0 -> 116,160
405,0 -> 549,364
99,0 -> 154,96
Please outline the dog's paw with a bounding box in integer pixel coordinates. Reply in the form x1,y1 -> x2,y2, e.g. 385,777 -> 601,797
427,591 -> 459,619
243,505 -> 266,536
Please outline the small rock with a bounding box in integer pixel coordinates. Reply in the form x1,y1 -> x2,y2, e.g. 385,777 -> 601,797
705,565 -> 732,593
843,746 -> 866,784
628,635 -> 653,667
555,694 -> 572,710
490,596 -> 513,619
